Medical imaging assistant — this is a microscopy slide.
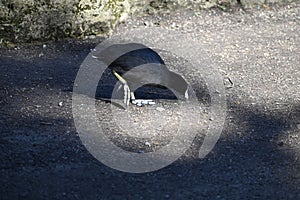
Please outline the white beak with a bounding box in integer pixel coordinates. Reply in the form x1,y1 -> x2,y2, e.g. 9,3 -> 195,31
185,90 -> 189,100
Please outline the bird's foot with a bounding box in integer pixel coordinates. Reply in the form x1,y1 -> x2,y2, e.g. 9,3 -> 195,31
123,84 -> 155,107
131,99 -> 155,107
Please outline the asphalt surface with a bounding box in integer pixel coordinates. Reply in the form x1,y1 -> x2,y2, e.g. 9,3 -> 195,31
1,3 -> 300,199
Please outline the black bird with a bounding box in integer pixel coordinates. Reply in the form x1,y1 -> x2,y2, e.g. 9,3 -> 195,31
92,43 -> 189,106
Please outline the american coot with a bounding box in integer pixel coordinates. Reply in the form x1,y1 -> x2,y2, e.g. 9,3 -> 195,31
92,43 -> 189,106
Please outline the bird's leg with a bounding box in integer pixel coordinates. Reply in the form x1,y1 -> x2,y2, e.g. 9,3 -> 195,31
130,92 -> 136,100
128,85 -> 155,107
112,70 -> 155,107
113,70 -> 131,106
130,92 -> 138,105
123,83 -> 130,106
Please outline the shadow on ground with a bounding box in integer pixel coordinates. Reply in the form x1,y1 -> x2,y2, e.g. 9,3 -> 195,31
0,41 -> 299,199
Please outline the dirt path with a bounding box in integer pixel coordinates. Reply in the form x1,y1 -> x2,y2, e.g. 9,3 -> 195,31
0,3 -> 299,199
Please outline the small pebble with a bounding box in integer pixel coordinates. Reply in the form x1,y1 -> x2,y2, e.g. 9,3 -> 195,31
145,142 -> 151,147
156,107 -> 165,112
58,102 -> 63,107
88,35 -> 96,39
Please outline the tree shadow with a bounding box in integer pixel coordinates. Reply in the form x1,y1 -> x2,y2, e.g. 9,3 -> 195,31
0,41 -> 299,199
1,97 -> 299,199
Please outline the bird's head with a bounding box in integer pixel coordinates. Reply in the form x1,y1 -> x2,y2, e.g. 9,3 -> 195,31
169,71 -> 189,100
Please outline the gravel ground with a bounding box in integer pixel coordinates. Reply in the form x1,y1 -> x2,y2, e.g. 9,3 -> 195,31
1,3 -> 300,199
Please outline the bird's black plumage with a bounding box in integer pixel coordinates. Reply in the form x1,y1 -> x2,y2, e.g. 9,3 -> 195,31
93,43 -> 188,105
109,45 -> 165,72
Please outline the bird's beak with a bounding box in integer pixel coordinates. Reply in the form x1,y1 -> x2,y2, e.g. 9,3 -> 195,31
185,90 -> 189,100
